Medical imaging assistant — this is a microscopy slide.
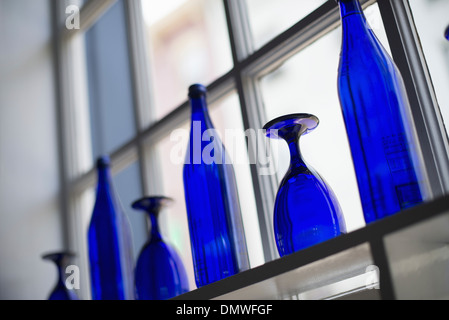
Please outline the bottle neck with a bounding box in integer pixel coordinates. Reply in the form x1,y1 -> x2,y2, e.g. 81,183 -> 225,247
94,166 -> 115,213
190,95 -> 213,125
287,137 -> 306,169
97,166 -> 112,193
338,0 -> 364,19
53,260 -> 66,287
338,0 -> 379,56
279,126 -> 307,168
149,213 -> 162,242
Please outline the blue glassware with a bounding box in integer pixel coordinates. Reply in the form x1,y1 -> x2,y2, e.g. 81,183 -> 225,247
42,252 -> 78,300
132,197 -> 189,300
445,25 -> 449,41
183,84 -> 249,288
336,0 -> 424,224
264,114 -> 346,257
88,156 -> 134,300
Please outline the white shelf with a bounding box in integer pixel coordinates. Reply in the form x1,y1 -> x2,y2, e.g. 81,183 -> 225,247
175,196 -> 449,300
215,243 -> 375,300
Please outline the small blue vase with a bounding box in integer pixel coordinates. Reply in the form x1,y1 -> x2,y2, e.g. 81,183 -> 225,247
42,252 -> 78,300
132,197 -> 189,300
264,114 -> 347,257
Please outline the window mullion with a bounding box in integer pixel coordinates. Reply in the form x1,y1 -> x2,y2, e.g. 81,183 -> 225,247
55,0 -> 96,301
223,0 -> 279,262
223,0 -> 255,61
123,0 -> 154,197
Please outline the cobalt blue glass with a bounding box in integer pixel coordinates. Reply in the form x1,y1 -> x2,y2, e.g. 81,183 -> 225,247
88,156 -> 135,300
445,25 -> 449,41
132,197 -> 189,300
264,114 -> 346,257
42,252 -> 78,300
183,84 -> 249,288
336,0 -> 424,224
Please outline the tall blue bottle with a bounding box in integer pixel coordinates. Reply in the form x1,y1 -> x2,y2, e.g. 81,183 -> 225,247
336,0 -> 425,224
183,84 -> 249,288
88,156 -> 134,300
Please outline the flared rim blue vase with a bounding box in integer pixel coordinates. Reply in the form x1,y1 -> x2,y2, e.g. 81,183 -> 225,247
264,113 -> 347,257
42,251 -> 79,300
132,196 -> 189,300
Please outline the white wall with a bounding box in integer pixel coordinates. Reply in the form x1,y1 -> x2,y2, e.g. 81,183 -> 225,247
0,0 -> 64,299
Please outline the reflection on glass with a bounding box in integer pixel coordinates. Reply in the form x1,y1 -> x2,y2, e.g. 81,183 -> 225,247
409,0 -> 449,138
75,188 -> 95,300
112,161 -> 147,261
150,91 -> 263,289
245,0 -> 327,49
141,0 -> 233,120
209,93 -> 264,269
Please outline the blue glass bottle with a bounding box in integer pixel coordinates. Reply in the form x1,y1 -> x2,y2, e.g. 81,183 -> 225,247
183,84 -> 249,288
88,156 -> 134,300
336,0 -> 424,224
42,252 -> 78,300
132,197 -> 189,300
445,25 -> 449,41
264,114 -> 346,256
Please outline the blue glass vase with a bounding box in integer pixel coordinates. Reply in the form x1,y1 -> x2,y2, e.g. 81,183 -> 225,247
42,252 -> 78,300
264,114 -> 346,257
336,0 -> 424,224
88,156 -> 135,300
183,84 -> 249,288
132,197 -> 189,300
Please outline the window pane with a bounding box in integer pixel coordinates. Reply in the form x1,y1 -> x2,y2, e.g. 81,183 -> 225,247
409,0 -> 449,138
245,0 -> 327,49
148,91 -> 263,290
85,0 -> 136,162
141,0 -> 233,120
